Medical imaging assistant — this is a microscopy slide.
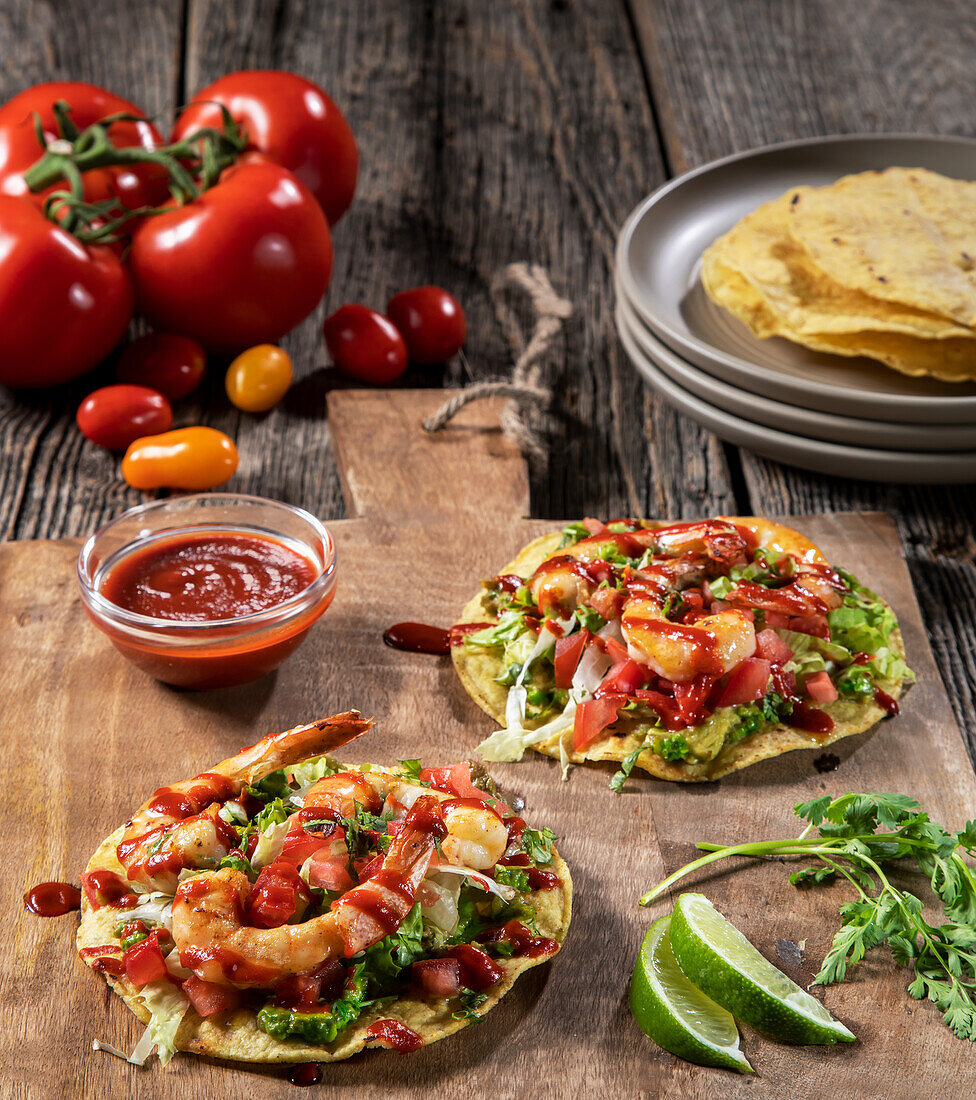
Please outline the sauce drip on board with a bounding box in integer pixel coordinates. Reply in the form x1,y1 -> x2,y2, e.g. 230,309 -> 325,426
24,881 -> 81,916
365,1019 -> 424,1052
99,530 -> 317,621
813,752 -> 840,773
287,1063 -> 323,1086
383,622 -> 450,655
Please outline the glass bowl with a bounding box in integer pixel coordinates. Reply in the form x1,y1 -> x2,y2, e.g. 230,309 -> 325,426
77,494 -> 338,689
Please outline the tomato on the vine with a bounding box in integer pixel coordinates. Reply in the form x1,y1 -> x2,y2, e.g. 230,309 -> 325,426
386,286 -> 466,364
172,71 -> 358,226
122,427 -> 238,491
225,345 -> 293,412
117,333 -> 206,400
0,196 -> 133,388
77,385 -> 172,450
128,159 -> 333,353
0,81 -> 166,210
323,305 -> 408,384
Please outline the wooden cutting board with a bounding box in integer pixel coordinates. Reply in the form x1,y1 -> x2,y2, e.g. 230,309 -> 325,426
3,390 -> 975,1099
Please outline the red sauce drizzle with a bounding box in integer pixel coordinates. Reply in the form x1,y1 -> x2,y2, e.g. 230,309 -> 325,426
81,869 -> 138,910
177,942 -> 280,985
365,1019 -> 424,1053
874,688 -> 899,716
24,881 -> 81,916
479,919 -> 558,959
526,868 -> 562,890
789,702 -> 835,737
99,531 -> 317,621
494,574 -> 524,593
80,945 -> 124,976
620,616 -> 725,677
448,622 -> 494,646
439,796 -> 505,823
288,1063 -> 323,1086
383,622 -> 450,656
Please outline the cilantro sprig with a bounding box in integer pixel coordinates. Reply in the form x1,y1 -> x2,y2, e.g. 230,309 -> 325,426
639,792 -> 976,1040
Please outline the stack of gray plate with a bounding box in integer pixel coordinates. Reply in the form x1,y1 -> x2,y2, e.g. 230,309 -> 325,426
614,135 -> 976,483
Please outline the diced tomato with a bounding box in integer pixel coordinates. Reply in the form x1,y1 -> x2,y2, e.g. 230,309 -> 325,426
420,762 -> 482,800
554,629 -> 590,688
273,959 -> 345,1011
634,688 -> 682,729
355,853 -> 384,882
803,669 -> 838,704
762,610 -> 791,630
788,614 -> 829,639
306,846 -> 355,893
588,586 -> 623,621
182,975 -> 241,1017
246,860 -> 309,928
123,931 -> 168,987
716,658 -> 772,708
772,666 -> 796,698
599,658 -> 647,696
412,957 -> 461,997
573,694 -> 626,751
710,599 -> 730,612
755,628 -> 793,665
578,559 -> 615,586
582,517 -> 607,535
603,636 -> 630,664
673,675 -> 716,726
280,830 -> 330,866
445,944 -> 503,991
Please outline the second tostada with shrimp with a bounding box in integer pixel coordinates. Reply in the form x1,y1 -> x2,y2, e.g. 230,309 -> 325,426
454,516 -> 912,783
76,712 -> 571,1065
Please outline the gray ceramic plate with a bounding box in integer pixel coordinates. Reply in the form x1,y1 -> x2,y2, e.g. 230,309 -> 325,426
616,134 -> 976,424
617,289 -> 976,452
615,304 -> 976,483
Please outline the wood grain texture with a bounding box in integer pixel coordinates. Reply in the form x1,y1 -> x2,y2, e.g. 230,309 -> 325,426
2,391 -> 974,1097
628,0 -> 976,764
0,0 -> 734,544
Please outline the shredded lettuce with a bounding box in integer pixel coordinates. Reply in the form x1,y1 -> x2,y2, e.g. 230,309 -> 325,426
119,892 -> 174,931
478,704 -> 576,763
134,980 -> 190,1066
290,755 -> 342,796
251,816 -> 290,870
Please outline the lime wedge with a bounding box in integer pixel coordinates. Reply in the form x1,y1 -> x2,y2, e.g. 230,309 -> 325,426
669,893 -> 856,1045
629,915 -> 754,1073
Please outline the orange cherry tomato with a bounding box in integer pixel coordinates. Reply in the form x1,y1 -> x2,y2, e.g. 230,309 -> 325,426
225,345 -> 293,412
122,427 -> 239,491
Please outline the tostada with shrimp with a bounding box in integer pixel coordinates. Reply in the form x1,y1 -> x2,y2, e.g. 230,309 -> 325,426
76,712 -> 571,1066
453,516 -> 912,784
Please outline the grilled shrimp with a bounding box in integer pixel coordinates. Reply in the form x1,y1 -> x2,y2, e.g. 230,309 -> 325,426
117,713 -> 372,893
300,770 -> 510,872
621,599 -> 756,683
171,796 -> 444,987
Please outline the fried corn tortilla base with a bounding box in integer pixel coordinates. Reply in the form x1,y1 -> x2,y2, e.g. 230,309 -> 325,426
452,529 -> 908,782
77,771 -> 572,1064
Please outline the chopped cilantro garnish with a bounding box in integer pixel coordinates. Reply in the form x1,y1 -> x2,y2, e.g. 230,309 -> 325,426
452,987 -> 489,1022
520,826 -> 556,864
493,865 -> 530,893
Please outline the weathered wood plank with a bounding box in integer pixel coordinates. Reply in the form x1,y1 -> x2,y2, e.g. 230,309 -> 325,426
0,0 -> 734,542
628,0 -> 976,764
0,0 -> 184,540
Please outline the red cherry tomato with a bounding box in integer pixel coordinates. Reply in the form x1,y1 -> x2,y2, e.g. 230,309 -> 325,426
117,333 -> 206,400
323,304 -> 407,384
225,345 -> 292,412
0,196 -> 133,388
172,71 -> 358,225
386,286 -> 466,364
77,385 -> 172,451
0,81 -> 166,210
128,160 -> 332,353
122,427 -> 239,491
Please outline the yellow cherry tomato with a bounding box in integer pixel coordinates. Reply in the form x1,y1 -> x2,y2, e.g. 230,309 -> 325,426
225,344 -> 293,412
122,427 -> 239,491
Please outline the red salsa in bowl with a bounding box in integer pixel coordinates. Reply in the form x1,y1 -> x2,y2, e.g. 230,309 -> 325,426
78,494 -> 337,689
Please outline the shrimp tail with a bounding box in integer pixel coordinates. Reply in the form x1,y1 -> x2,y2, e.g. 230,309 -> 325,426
214,712 -> 373,786
332,796 -> 444,956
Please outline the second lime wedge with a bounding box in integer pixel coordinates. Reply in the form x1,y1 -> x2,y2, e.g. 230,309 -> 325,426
670,893 -> 856,1045
630,915 -> 754,1072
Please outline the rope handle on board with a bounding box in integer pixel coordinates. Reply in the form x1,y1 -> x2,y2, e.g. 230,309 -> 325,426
422,262 -> 571,459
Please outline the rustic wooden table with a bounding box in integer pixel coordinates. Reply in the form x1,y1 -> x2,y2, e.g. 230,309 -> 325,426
2,0 -> 975,768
